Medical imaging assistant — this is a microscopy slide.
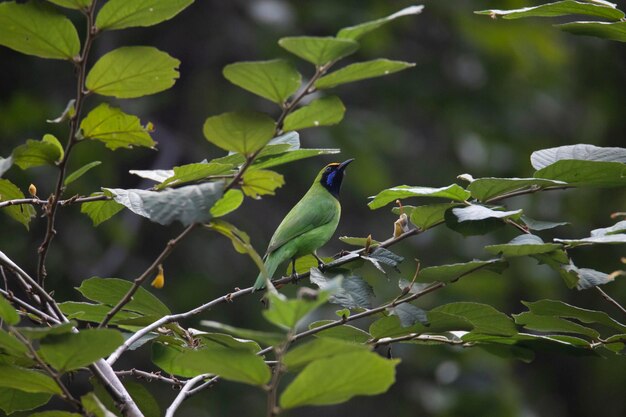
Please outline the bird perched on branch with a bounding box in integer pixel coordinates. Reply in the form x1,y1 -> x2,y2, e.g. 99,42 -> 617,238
253,159 -> 354,290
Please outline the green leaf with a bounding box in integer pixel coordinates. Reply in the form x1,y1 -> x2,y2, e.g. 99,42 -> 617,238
432,302 -> 518,336
0,179 -> 36,229
369,313 -> 473,338
167,343 -> 271,385
315,59 -> 415,89
444,208 -> 506,236
104,182 -> 223,226
77,277 -> 170,317
337,5 -> 424,40
17,322 -> 74,340
128,169 -> 174,183
280,351 -> 399,408
557,21 -> 626,42
207,220 -> 267,277
369,184 -> 470,209
485,235 -> 563,257
531,144 -> 626,169
252,148 -> 341,169
0,1 -> 80,60
0,295 -> 19,325
39,329 -> 124,371
365,247 -> 404,272
241,169 -> 285,199
417,259 -> 507,283
520,215 -> 569,231
96,0 -> 194,31
157,162 -> 233,189
121,381 -> 160,417
0,389 -> 51,415
86,46 -> 180,98
28,411 -> 82,417
561,264 -> 614,290
196,332 -> 261,353
0,365 -> 61,394
475,1 -> 625,20
338,236 -> 380,248
283,338 -> 370,371
451,205 -> 522,222
47,0 -> 92,10
283,96 -> 345,132
80,103 -> 155,150
278,36 -> 359,66
393,203 -> 459,230
81,392 -> 116,417
308,321 -> 371,343
466,177 -> 568,201
0,329 -> 28,357
514,312 -> 599,339
64,161 -> 101,186
80,193 -> 124,226
150,343 -> 199,378
12,134 -> 63,169
200,320 -> 284,346
522,300 -> 626,333
263,292 -> 328,330
389,303 -> 428,327
534,160 -> 626,187
58,302 -> 140,325
592,220 -> 626,236
223,59 -> 301,104
555,234 -> 626,247
210,189 -> 244,217
310,269 -> 374,309
203,111 -> 276,155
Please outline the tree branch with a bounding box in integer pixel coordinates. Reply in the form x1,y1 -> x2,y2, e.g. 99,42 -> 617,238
115,369 -> 185,387
165,373 -> 213,417
595,286 -> 626,315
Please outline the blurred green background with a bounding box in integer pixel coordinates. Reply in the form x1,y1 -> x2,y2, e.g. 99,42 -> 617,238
1,0 -> 625,416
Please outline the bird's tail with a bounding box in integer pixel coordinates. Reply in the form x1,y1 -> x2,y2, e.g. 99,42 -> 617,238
253,250 -> 284,291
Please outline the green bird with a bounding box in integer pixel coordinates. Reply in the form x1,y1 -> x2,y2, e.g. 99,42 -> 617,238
253,159 -> 354,290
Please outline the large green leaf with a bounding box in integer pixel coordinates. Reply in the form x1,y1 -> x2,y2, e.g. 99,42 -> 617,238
223,59 -> 301,104
203,111 -> 276,155
0,388 -> 51,415
467,177 -> 568,201
200,320 -> 284,346
241,169 -> 284,198
531,144 -> 626,169
278,36 -> 359,66
0,329 -> 28,357
210,189 -> 244,217
0,1 -> 80,60
369,313 -> 473,339
308,321 -> 371,343
80,103 -> 155,150
17,322 -> 74,340
0,179 -> 36,229
557,21 -> 626,42
157,162 -> 233,189
263,292 -> 328,330
514,312 -> 599,339
283,338 -> 370,371
315,59 -> 415,89
47,0 -> 92,10
451,205 -> 522,222
432,302 -> 518,336
0,365 -> 61,394
96,0 -> 194,31
534,160 -> 626,187
417,259 -> 507,283
12,134 -> 63,169
86,46 -> 180,98
475,1 -> 624,20
337,5 -> 424,40
392,203 -> 460,230
77,277 -> 170,317
280,351 -> 399,408
283,96 -> 345,131
368,184 -> 470,209
80,192 -> 124,226
0,295 -> 19,325
104,181 -> 223,226
485,234 -> 563,257
522,300 -> 626,333
81,392 -> 116,417
39,329 -> 124,371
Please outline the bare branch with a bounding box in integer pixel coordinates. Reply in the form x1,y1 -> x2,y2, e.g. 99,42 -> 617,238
165,374 -> 213,417
595,286 -> 626,316
116,369 -> 185,386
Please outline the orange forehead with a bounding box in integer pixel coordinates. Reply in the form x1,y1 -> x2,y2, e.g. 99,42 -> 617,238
325,163 -> 340,168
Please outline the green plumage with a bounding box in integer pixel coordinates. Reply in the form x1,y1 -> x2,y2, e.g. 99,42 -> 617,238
253,160 -> 352,290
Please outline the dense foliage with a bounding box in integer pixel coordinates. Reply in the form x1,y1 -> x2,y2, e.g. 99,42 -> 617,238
0,1 -> 624,417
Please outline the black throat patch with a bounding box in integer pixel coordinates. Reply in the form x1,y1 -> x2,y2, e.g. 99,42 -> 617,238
320,165 -> 343,198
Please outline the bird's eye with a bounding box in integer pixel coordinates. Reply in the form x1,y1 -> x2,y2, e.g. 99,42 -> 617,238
325,167 -> 332,172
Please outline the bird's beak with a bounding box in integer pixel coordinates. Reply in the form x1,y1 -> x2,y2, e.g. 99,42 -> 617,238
338,158 -> 355,171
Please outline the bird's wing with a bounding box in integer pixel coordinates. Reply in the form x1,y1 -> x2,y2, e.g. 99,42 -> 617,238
265,195 -> 338,256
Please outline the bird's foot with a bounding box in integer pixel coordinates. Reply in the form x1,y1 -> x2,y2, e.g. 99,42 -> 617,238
290,271 -> 299,284
313,253 -> 326,270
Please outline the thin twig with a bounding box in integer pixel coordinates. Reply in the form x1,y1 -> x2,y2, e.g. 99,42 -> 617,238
36,2 -> 99,285
115,369 -> 185,386
10,328 -> 85,413
165,373 -> 213,417
0,288 -> 57,324
99,223 -> 199,327
372,333 -> 467,348
595,286 -> 626,315
266,333 -> 292,417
